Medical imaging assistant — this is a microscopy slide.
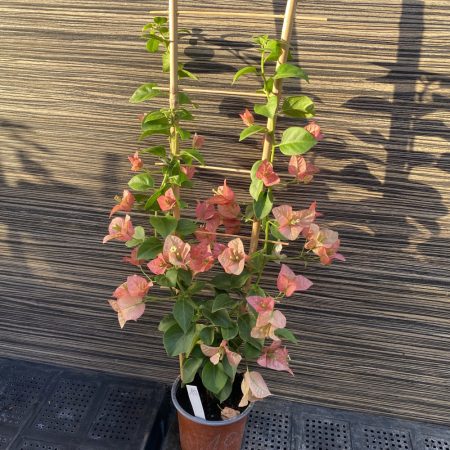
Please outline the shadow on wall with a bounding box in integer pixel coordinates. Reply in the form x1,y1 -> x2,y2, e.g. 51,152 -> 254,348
341,0 -> 449,261
182,0 -> 449,266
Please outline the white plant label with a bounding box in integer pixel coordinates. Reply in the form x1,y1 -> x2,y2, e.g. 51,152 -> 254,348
186,385 -> 206,419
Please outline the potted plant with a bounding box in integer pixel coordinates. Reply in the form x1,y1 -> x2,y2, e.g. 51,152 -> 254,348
103,10 -> 344,450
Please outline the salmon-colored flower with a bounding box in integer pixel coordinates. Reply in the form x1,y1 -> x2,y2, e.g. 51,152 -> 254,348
304,224 -> 345,265
212,242 -> 226,258
207,180 -> 235,205
200,340 -> 242,367
103,214 -> 135,244
157,187 -> 177,211
108,275 -> 153,328
195,201 -> 216,221
251,309 -> 286,341
277,264 -> 312,297
239,371 -> 271,407
137,113 -> 145,123
218,238 -> 246,275
163,235 -> 191,269
218,202 -> 240,219
272,203 -> 317,241
288,155 -> 319,183
195,226 -> 216,245
222,217 -> 241,234
110,189 -> 135,217
256,160 -> 280,187
147,253 -> 171,275
239,109 -> 255,127
181,165 -> 196,180
257,341 -> 294,375
304,121 -> 324,141
189,242 -> 214,275
128,151 -> 143,171
192,133 -> 205,149
247,296 -> 275,315
123,248 -> 145,266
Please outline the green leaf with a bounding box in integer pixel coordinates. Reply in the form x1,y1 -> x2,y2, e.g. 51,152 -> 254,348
222,355 -> 238,379
162,51 -> 170,72
239,125 -> 266,142
203,308 -> 232,329
176,219 -> 198,237
130,83 -> 161,103
247,285 -> 266,297
163,324 -> 196,357
182,357 -> 203,384
144,189 -> 163,211
210,271 -> 250,290
254,96 -> 278,119
199,326 -> 215,345
212,294 -> 237,313
176,127 -> 191,140
278,126 -> 317,155
158,314 -> 176,332
275,328 -> 298,343
165,268 -> 178,286
125,238 -> 141,248
178,68 -> 198,80
249,178 -> 264,201
133,226 -> 146,241
243,341 -> 263,359
143,111 -> 166,123
216,379 -> 233,402
139,120 -> 170,139
128,173 -> 154,191
146,37 -> 160,53
177,269 -> 193,289
141,145 -> 166,158
137,237 -> 163,259
154,16 -> 168,25
150,215 -> 178,237
232,66 -> 258,85
282,95 -> 315,118
264,39 -> 283,62
201,361 -> 228,395
254,190 -> 273,219
176,108 -> 194,121
221,323 -> 239,340
173,297 -> 195,332
180,148 -> 205,165
178,92 -> 197,107
273,63 -> 309,82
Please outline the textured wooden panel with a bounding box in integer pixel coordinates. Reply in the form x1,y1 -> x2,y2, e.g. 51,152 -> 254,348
0,0 -> 449,426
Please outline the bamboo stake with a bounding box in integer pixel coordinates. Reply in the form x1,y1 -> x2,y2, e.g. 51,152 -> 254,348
155,161 -> 251,174
149,10 -> 327,21
158,86 -> 266,98
168,0 -> 185,380
248,0 -> 298,256
169,0 -> 179,211
196,230 -> 289,246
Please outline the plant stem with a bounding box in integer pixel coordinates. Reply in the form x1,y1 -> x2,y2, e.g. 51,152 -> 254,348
168,0 -> 184,380
247,0 -> 298,261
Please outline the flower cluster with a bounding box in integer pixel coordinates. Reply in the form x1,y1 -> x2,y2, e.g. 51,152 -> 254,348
104,26 -> 345,414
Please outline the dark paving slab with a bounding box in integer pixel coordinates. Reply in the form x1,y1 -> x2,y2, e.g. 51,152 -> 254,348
162,397 -> 450,450
0,358 -> 170,450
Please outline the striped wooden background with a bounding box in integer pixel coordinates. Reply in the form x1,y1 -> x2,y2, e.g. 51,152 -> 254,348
1,0 -> 449,425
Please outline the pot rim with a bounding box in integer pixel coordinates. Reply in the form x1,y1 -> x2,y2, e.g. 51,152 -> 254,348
171,376 -> 254,426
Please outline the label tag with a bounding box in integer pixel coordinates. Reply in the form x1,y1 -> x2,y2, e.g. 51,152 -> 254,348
186,385 -> 206,419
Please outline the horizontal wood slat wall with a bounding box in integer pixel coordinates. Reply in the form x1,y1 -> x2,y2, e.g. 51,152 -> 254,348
1,0 -> 449,425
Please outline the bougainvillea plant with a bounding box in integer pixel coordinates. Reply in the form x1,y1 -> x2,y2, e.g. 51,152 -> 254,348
104,18 -> 344,416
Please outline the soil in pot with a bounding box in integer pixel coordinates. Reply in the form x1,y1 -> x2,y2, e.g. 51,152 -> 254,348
176,373 -> 247,421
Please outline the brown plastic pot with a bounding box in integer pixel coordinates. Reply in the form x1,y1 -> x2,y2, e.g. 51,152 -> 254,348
171,377 -> 253,450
